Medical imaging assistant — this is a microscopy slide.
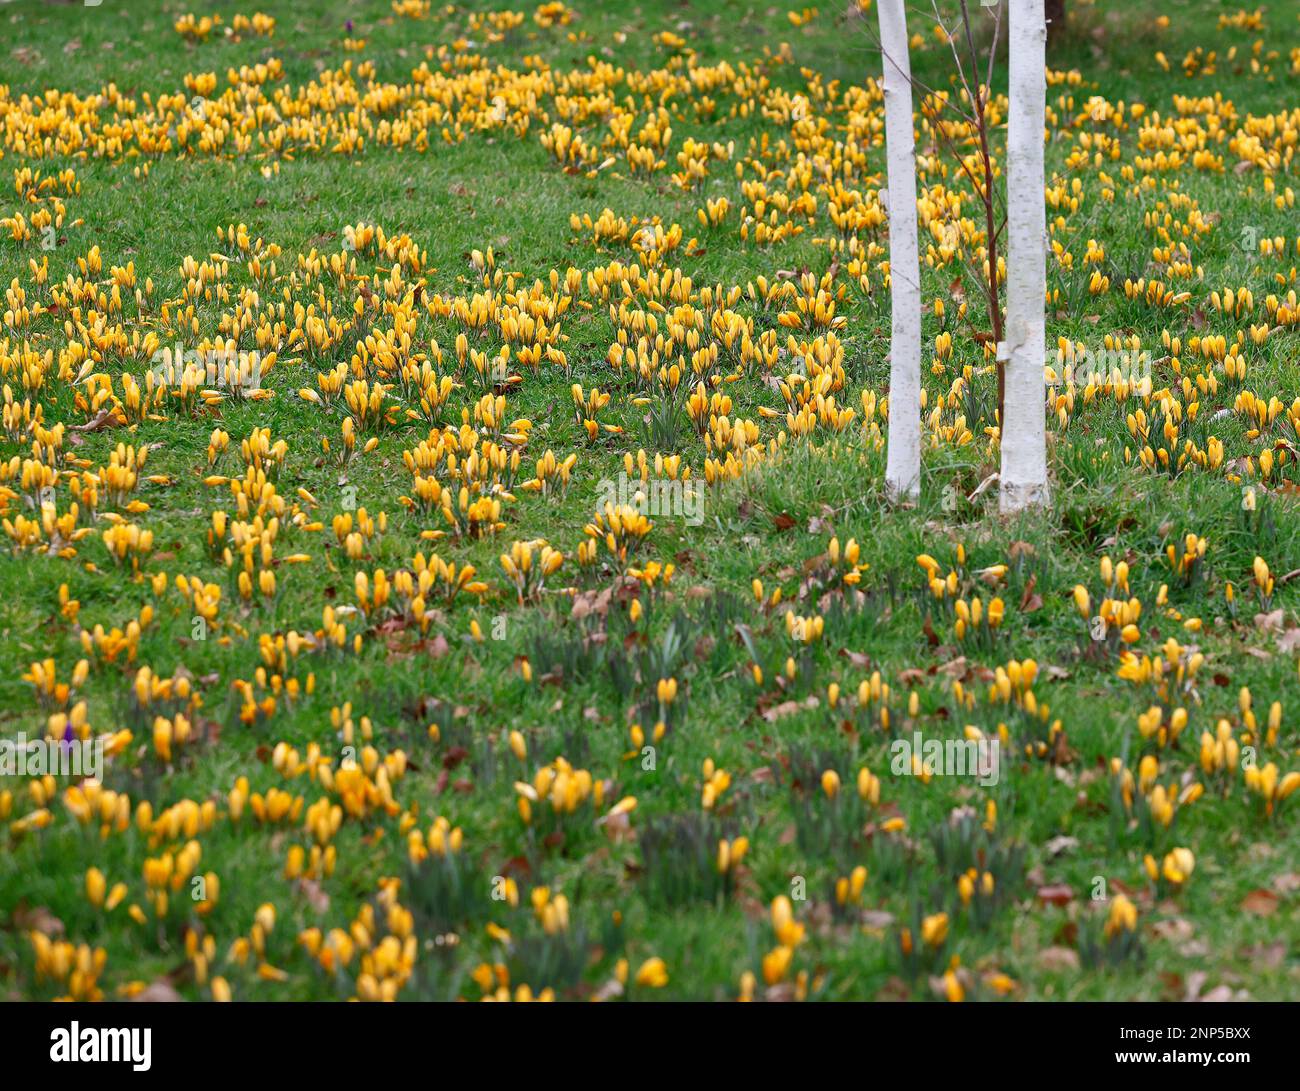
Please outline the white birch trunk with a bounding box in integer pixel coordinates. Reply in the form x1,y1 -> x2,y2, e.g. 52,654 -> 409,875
999,0 -> 1050,512
877,0 -> 921,501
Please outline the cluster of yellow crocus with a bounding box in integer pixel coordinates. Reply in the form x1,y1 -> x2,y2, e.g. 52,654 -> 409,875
760,895 -> 807,991
580,501 -> 653,567
917,552 -> 960,601
1200,719 -> 1241,775
1113,754 -> 1205,827
1137,704 -> 1189,748
514,757 -> 605,822
957,869 -> 995,907
1253,555 -> 1275,608
29,934 -> 107,1001
500,538 -> 564,603
826,535 -> 869,586
701,758 -> 731,810
834,865 -> 869,908
1244,762 -> 1300,817
716,836 -> 749,875
84,867 -> 128,912
1103,895 -> 1139,941
1145,847 -> 1195,887
954,595 -> 1005,642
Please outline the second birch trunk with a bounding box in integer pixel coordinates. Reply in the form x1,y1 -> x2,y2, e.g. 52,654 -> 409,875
1000,0 -> 1050,512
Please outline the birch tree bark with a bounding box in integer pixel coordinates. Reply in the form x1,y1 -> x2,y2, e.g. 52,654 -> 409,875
999,0 -> 1050,512
877,0 -> 921,501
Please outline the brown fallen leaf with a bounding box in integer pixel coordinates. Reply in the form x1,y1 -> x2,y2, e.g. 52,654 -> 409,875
875,976 -> 912,1002
1150,917 -> 1195,942
1052,920 -> 1079,947
1037,883 -> 1074,907
571,586 -> 613,620
596,806 -> 633,841
1158,971 -> 1184,1001
937,655 -> 968,678
296,879 -> 330,914
762,695 -> 819,723
1198,985 -> 1243,1002
806,514 -> 833,536
1254,609 -> 1284,633
1019,573 -> 1043,612
1036,946 -> 1080,971
132,980 -> 184,1002
1241,889 -> 1280,916
1275,628 -> 1300,655
72,406 -> 126,432
591,976 -> 624,1002
12,902 -> 64,937
928,968 -> 973,1000
1241,941 -> 1285,969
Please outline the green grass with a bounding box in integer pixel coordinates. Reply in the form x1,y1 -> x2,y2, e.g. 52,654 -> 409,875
0,0 -> 1298,1002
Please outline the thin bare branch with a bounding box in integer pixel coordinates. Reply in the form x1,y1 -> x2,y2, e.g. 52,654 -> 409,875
986,1 -> 1002,92
861,21 -> 978,126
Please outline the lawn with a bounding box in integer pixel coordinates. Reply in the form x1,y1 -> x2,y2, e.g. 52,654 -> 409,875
0,0 -> 1297,1002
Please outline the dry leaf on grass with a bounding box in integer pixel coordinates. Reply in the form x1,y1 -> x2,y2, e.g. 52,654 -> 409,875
1036,946 -> 1080,971
1241,889 -> 1280,916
